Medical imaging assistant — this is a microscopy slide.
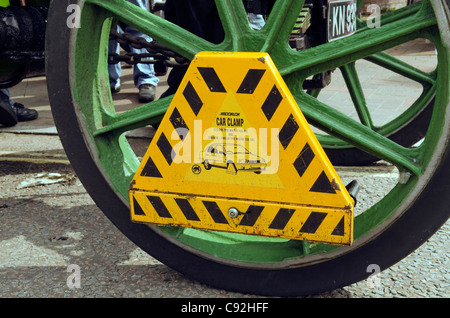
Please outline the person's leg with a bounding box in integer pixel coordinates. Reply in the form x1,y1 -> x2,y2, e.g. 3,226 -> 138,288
0,88 -> 38,124
108,34 -> 122,92
247,13 -> 265,30
124,24 -> 159,88
160,0 -> 224,98
0,89 -> 17,127
125,0 -> 159,102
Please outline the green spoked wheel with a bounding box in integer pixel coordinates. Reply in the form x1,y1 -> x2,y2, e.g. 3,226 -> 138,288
46,0 -> 450,296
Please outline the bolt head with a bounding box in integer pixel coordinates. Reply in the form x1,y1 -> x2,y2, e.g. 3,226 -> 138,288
228,207 -> 239,218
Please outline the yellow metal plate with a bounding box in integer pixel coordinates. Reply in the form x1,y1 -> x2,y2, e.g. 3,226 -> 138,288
130,190 -> 353,245
129,51 -> 354,245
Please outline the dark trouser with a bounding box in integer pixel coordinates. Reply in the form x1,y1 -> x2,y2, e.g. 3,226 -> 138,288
160,0 -> 274,98
160,0 -> 224,98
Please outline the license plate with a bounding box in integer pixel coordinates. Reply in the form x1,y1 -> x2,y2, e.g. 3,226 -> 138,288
327,0 -> 357,42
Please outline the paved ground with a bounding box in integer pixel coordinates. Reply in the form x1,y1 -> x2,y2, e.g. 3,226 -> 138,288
0,141 -> 447,298
0,38 -> 448,298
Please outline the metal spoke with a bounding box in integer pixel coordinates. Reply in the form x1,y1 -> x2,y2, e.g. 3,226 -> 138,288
261,0 -> 306,53
214,0 -> 250,51
292,91 -> 422,175
365,52 -> 436,86
93,97 -> 171,137
340,62 -> 374,129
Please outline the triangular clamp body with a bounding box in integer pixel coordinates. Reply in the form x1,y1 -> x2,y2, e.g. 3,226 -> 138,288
129,52 -> 354,245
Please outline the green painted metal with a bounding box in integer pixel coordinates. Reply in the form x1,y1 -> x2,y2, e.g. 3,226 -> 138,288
340,62 -> 374,130
72,0 -> 449,263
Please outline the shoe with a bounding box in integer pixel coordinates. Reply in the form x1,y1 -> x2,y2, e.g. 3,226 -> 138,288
111,86 -> 121,94
11,103 -> 38,121
138,84 -> 156,103
0,95 -> 17,127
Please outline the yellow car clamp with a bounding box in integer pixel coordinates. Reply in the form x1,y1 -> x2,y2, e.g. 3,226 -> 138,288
129,52 -> 355,246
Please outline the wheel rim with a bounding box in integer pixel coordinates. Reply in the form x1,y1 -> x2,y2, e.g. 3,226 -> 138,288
66,0 -> 449,265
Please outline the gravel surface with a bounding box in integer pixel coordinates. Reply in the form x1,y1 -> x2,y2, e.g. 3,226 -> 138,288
0,135 -> 448,298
